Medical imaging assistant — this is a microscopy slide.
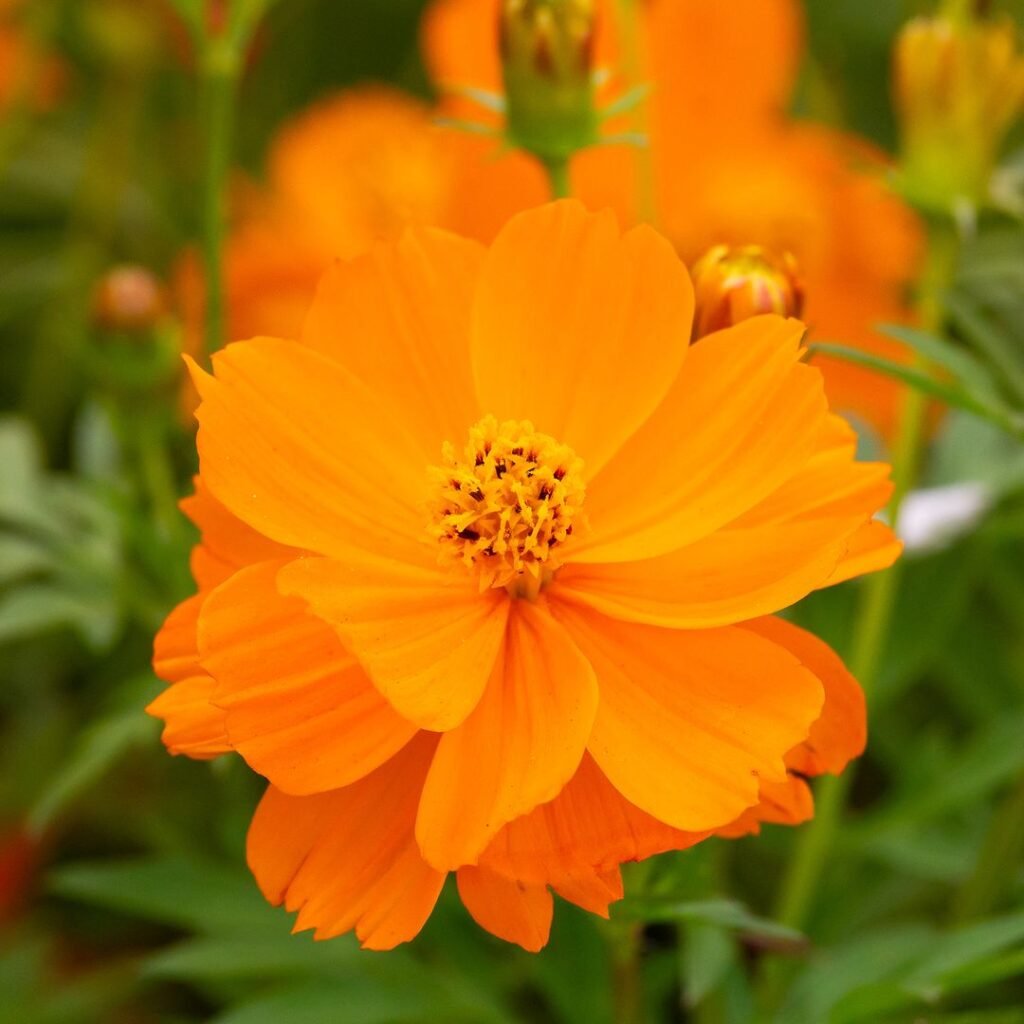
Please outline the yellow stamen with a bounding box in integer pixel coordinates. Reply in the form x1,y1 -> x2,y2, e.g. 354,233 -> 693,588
428,414 -> 586,594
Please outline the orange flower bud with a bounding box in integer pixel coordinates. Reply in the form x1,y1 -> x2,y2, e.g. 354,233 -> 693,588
93,265 -> 167,335
500,0 -> 598,164
207,0 -> 228,37
690,245 -> 804,341
894,5 -> 1024,212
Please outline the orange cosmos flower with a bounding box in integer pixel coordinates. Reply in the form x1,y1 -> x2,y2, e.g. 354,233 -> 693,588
423,0 -> 923,440
151,202 -> 895,950
175,86 -> 455,355
173,86 -> 455,418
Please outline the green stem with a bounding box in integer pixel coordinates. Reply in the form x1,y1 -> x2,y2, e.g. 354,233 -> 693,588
613,0 -> 655,224
20,69 -> 144,452
772,379 -> 931,933
758,223 -> 959,1006
542,157 -> 572,199
199,39 -> 240,362
610,921 -> 644,1024
135,418 -> 182,542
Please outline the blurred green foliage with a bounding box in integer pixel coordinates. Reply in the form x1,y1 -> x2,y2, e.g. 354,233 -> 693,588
1,1 -> 1023,1022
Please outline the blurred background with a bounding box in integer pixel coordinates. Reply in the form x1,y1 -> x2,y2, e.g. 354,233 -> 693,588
1,0 -> 1024,1021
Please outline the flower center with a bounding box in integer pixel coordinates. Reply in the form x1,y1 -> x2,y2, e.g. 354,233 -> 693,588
428,415 -> 586,595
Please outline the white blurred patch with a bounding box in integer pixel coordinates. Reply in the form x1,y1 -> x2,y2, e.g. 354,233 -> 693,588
897,483 -> 993,553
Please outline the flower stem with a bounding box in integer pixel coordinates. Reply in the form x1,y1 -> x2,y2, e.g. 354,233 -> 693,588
772,376 -> 930,934
610,921 -> 644,1023
20,65 -> 144,452
614,0 -> 655,224
543,157 -> 572,199
199,38 -> 240,362
759,222 -> 958,1006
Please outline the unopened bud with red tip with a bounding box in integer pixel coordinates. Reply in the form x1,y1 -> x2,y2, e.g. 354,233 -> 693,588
207,0 -> 229,37
894,1 -> 1024,214
93,265 -> 167,336
500,0 -> 598,166
690,245 -> 804,341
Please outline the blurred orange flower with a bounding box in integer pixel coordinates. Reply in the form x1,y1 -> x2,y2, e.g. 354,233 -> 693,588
0,1 -> 64,113
151,203 -> 895,949
424,0 -> 923,439
177,87 -> 456,350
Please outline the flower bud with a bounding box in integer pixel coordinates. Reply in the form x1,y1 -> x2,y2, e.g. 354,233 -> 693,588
690,245 -> 804,341
894,5 -> 1024,213
93,265 -> 167,335
207,0 -> 228,37
81,0 -> 163,75
500,0 -> 598,164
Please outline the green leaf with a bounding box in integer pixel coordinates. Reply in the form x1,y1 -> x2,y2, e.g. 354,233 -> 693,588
210,976 -> 513,1024
534,905 -> 613,1024
0,584 -> 119,649
0,534 -> 52,586
0,931 -> 136,1024
808,343 -> 1024,438
851,711 -> 1024,841
944,292 -> 1024,405
774,925 -> 933,1024
49,856 -> 275,934
901,912 -> 1024,1000
822,914 -> 1024,1022
875,322 -> 1004,404
142,933 -> 361,983
681,922 -> 734,1009
621,898 -> 806,950
0,416 -> 47,527
928,412 -> 1024,493
28,698 -> 157,835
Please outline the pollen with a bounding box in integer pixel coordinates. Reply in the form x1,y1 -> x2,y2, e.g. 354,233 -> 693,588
428,414 -> 586,595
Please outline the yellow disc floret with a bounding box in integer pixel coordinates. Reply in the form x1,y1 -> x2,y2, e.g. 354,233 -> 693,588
428,415 -> 586,594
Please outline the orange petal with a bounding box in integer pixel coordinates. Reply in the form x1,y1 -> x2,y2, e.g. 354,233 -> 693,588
742,616 -> 866,777
646,0 -> 802,142
731,414 -> 893,528
555,516 -> 856,630
576,316 -> 826,564
456,866 -> 553,952
553,602 -> 823,831
415,598 -> 598,871
189,338 -> 430,565
421,0 -> 503,94
146,673 -> 229,759
715,773 -> 815,839
153,593 -> 205,685
301,227 -> 484,457
481,754 -> 706,888
719,412 -> 900,589
552,868 -> 624,919
197,561 -> 417,794
181,478 -> 299,590
247,734 -> 444,951
470,202 -> 693,476
149,594 -> 230,758
558,411 -> 896,629
826,521 -> 902,585
269,88 -> 453,262
278,555 -> 509,731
